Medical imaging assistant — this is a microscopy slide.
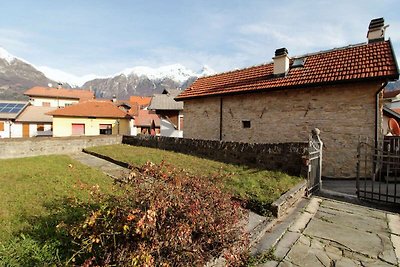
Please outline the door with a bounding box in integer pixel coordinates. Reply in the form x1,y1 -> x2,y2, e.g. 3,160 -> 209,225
72,124 -> 85,136
22,123 -> 30,138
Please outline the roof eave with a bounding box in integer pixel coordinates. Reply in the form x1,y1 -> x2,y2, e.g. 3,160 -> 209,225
175,75 -> 399,101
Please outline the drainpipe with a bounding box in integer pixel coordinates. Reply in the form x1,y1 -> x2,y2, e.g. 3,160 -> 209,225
375,81 -> 388,146
219,97 -> 223,141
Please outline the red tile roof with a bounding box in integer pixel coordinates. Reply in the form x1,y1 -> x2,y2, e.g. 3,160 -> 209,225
134,110 -> 160,127
47,100 -> 130,118
129,96 -> 152,107
24,86 -> 94,100
176,41 -> 399,100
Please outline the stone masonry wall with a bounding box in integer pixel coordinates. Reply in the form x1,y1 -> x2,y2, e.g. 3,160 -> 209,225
122,135 -> 308,176
183,81 -> 382,178
0,135 -> 122,159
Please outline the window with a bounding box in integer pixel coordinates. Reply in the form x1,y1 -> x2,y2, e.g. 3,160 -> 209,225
0,122 -> 4,131
99,124 -> 112,135
72,124 -> 85,135
42,102 -> 51,107
37,124 -> 45,132
242,120 -> 251,128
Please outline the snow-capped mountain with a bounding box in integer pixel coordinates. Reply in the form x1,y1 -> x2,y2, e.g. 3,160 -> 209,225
0,45 -> 216,100
0,47 -> 57,100
82,64 -> 215,99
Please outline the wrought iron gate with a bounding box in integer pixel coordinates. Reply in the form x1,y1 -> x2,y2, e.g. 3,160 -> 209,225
306,128 -> 323,195
357,137 -> 400,204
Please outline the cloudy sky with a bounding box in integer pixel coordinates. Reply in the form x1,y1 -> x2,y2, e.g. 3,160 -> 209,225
1,0 -> 399,78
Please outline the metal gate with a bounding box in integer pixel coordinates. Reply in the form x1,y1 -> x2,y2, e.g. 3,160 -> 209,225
357,137 -> 400,204
306,128 -> 323,195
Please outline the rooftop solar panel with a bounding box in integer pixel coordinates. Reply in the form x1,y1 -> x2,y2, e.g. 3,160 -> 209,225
0,102 -> 26,113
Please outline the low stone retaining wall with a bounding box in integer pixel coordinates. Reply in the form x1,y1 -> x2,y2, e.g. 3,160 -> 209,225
0,135 -> 122,159
122,135 -> 308,176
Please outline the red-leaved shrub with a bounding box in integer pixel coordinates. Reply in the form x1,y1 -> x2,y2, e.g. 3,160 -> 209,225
67,162 -> 247,266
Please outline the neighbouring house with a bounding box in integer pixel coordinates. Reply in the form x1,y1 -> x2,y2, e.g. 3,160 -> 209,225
15,106 -> 56,137
133,109 -> 160,136
129,96 -> 152,110
148,89 -> 184,137
176,18 -> 399,178
383,89 -> 400,108
47,100 -> 131,137
0,100 -> 29,138
383,106 -> 400,135
24,85 -> 94,108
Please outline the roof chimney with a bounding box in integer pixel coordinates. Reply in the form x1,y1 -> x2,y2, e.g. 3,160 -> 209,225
273,48 -> 290,77
112,95 -> 117,102
367,17 -> 388,43
57,82 -> 62,89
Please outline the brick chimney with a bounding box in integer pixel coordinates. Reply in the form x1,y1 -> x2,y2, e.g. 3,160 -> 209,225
273,48 -> 290,77
367,17 -> 388,43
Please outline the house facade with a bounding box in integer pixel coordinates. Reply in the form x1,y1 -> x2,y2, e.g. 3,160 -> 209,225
0,101 -> 29,138
47,100 -> 131,137
15,106 -> 56,137
24,86 -> 94,108
176,18 -> 399,178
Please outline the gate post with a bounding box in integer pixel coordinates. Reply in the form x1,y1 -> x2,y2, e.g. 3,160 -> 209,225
306,128 -> 323,195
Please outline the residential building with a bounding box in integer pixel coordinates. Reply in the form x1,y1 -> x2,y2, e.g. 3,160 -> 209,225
383,89 -> 400,108
129,96 -> 152,110
133,109 -> 160,136
148,89 -> 184,137
47,100 -> 131,137
176,18 -> 399,178
0,100 -> 29,138
24,86 -> 94,108
15,106 -> 56,137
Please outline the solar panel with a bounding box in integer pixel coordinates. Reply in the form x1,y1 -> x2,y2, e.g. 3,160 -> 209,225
0,103 -> 26,113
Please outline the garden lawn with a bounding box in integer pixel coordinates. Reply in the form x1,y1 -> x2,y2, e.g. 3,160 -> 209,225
86,144 -> 303,212
0,155 -> 114,243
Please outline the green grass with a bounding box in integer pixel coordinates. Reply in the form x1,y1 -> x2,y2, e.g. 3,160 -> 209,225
86,144 -> 302,213
0,155 -> 113,243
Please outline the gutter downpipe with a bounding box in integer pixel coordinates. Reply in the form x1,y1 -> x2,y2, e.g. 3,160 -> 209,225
376,81 -> 388,148
219,97 -> 223,141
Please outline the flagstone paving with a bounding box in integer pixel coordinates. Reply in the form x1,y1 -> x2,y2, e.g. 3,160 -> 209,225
255,197 -> 400,267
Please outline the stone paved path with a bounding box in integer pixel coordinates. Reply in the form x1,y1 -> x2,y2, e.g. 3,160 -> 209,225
69,151 -> 130,179
255,197 -> 400,267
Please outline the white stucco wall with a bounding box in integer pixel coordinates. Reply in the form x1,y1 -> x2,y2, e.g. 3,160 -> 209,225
30,97 -> 79,108
160,118 -> 183,138
0,121 -> 23,138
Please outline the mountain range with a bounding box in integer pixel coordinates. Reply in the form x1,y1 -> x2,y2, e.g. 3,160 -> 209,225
0,47 -> 215,100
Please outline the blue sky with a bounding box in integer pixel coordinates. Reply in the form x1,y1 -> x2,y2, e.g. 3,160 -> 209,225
1,0 -> 399,77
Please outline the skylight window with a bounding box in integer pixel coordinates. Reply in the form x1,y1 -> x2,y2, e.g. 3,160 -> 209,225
292,57 -> 307,68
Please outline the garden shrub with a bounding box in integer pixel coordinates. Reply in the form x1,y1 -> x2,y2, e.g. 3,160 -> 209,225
66,161 -> 247,266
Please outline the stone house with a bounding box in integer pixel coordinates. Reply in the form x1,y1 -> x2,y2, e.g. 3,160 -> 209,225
47,100 -> 131,137
148,89 -> 184,137
176,18 -> 399,178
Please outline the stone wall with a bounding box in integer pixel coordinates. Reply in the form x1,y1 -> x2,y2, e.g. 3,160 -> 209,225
122,135 -> 308,176
183,81 -> 382,178
0,135 -> 122,159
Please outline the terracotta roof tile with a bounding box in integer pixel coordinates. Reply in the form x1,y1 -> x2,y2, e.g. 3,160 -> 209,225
176,41 -> 399,100
129,96 -> 152,107
47,100 -> 130,118
134,110 -> 160,127
24,86 -> 94,100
